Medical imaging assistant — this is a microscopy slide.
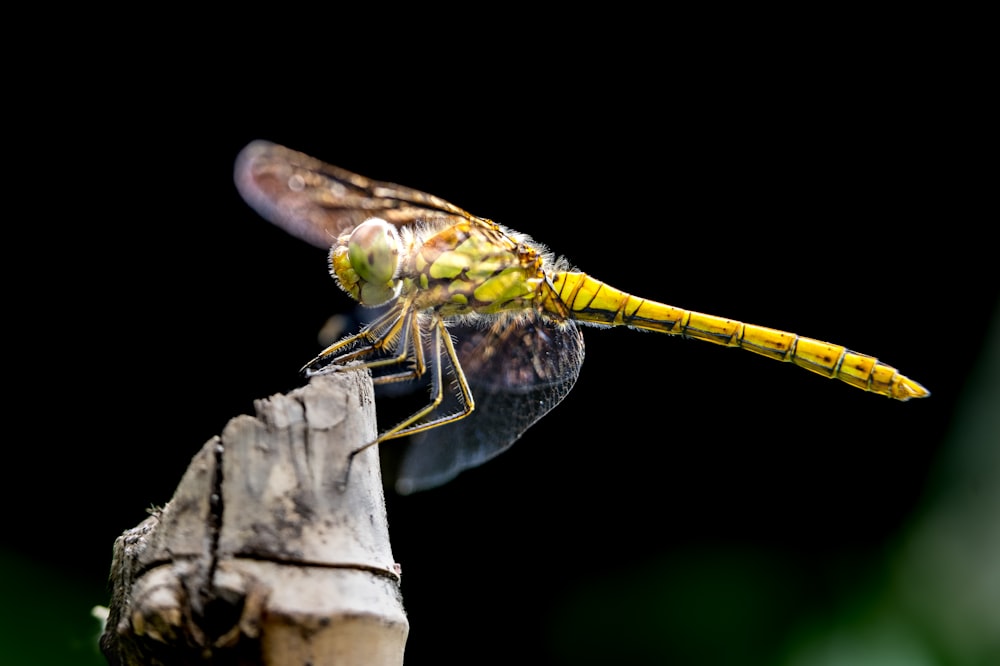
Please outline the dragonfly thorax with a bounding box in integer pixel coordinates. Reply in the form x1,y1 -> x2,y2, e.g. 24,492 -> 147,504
404,218 -> 551,318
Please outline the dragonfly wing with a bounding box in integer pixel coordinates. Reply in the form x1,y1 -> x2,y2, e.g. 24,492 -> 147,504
234,140 -> 475,250
394,315 -> 586,494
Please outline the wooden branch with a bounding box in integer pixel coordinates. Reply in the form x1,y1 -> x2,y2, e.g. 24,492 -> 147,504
101,372 -> 408,665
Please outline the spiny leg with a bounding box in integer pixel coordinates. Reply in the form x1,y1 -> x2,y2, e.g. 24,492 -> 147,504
368,311 -> 428,386
337,317 -> 477,490
304,305 -> 426,383
303,306 -> 406,373
376,318 -> 477,440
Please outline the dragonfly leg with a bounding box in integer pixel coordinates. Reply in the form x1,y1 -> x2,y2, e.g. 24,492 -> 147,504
304,305 -> 426,382
336,318 -> 476,491
375,318 -> 476,441
368,311 -> 427,385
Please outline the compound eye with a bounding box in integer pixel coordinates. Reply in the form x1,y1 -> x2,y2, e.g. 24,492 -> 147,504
348,218 -> 400,284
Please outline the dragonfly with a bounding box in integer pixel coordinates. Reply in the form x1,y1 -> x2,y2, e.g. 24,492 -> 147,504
234,140 -> 929,494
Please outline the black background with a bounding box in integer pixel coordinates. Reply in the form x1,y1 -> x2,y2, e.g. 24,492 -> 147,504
6,20 -> 995,666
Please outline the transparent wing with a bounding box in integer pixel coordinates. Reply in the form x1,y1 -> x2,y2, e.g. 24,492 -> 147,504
234,140 -> 478,249
394,314 -> 586,494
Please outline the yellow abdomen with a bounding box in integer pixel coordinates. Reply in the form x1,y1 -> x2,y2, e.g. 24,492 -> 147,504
548,271 -> 928,402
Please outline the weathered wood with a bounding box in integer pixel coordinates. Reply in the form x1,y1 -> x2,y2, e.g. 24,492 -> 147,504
101,372 -> 408,665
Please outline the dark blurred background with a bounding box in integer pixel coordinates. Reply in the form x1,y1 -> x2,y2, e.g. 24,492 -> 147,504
4,16 -> 996,665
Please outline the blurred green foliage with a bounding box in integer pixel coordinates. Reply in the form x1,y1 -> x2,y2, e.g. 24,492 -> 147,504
0,550 -> 107,666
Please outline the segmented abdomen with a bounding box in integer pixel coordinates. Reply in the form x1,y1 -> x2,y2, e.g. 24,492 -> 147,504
548,271 -> 928,401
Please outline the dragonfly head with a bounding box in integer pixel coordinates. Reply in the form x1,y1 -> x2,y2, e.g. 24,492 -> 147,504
330,217 -> 403,306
